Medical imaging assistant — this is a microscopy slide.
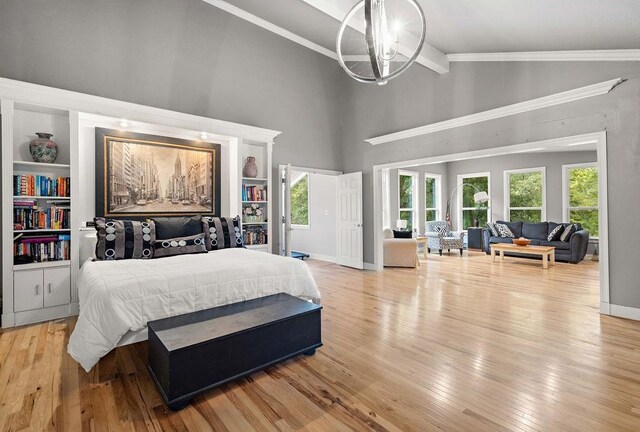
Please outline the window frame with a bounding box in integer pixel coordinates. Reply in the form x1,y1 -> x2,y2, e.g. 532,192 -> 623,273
398,170 -> 418,232
290,172 -> 310,229
457,172 -> 491,232
423,173 -> 442,225
562,162 -> 598,238
503,167 -> 547,222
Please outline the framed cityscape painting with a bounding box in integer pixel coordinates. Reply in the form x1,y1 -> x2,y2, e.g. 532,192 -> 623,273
95,128 -> 221,218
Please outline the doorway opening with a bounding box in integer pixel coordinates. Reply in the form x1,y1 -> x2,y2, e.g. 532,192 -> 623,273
373,132 -> 610,312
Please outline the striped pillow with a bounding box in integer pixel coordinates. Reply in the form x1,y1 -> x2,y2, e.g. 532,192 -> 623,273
94,217 -> 155,260
201,216 -> 244,251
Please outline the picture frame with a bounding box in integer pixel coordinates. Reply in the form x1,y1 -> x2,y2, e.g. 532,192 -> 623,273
95,128 -> 221,218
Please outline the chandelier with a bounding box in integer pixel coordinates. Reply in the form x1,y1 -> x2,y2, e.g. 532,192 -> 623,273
337,0 -> 426,85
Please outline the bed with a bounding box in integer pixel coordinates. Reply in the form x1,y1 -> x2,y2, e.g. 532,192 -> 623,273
67,248 -> 321,372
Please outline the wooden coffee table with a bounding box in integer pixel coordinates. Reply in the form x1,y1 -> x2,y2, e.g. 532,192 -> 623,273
490,243 -> 556,269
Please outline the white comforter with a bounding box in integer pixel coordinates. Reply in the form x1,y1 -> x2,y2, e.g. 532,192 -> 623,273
68,249 -> 320,372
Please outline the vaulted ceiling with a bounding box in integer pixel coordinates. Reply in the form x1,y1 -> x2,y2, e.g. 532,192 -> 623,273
214,0 -> 640,73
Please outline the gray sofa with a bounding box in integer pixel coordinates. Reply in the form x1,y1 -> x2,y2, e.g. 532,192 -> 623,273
482,221 -> 590,264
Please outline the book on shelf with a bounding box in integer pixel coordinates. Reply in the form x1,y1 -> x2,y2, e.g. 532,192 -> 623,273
14,234 -> 70,263
243,226 -> 268,246
13,200 -> 70,230
13,174 -> 70,197
241,184 -> 267,202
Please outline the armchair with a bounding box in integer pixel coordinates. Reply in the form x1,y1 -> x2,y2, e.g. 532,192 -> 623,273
425,221 -> 465,256
383,228 -> 418,268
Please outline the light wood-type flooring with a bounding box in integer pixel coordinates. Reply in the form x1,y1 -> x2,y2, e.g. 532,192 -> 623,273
2,251 -> 640,431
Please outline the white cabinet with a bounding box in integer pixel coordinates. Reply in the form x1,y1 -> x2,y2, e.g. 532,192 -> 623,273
14,267 -> 70,312
44,267 -> 71,308
14,269 -> 44,312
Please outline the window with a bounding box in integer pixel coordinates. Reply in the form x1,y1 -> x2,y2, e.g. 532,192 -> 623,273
424,174 -> 441,223
564,163 -> 598,237
398,171 -> 418,232
505,168 -> 546,222
458,173 -> 490,230
291,172 -> 309,227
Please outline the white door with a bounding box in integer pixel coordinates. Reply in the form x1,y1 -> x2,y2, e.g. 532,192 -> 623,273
336,172 -> 363,269
14,269 -> 44,312
280,164 -> 293,256
44,267 -> 71,308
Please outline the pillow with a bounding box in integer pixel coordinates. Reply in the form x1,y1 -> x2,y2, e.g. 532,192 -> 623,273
202,216 -> 244,250
152,233 -> 207,258
560,224 -> 577,242
94,217 -> 155,260
547,224 -> 564,241
495,223 -> 515,238
486,222 -> 499,237
435,225 -> 449,235
152,216 -> 203,240
393,230 -> 412,239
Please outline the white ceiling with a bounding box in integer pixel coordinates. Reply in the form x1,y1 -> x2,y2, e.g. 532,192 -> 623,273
222,0 -> 640,54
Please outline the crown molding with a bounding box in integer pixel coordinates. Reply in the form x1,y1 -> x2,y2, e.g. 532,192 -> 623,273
365,78 -> 623,145
0,77 -> 282,143
201,0 -> 337,61
448,50 -> 640,62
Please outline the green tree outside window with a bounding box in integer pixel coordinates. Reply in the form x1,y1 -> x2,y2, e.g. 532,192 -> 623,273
291,174 -> 309,226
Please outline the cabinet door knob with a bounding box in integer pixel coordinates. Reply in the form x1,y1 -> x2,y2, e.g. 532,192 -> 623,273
48,283 -> 52,294
35,284 -> 39,295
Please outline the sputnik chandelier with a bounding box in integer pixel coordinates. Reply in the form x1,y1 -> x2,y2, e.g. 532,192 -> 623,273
337,0 -> 427,85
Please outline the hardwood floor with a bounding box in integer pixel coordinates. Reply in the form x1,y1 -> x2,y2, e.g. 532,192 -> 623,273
1,252 -> 640,431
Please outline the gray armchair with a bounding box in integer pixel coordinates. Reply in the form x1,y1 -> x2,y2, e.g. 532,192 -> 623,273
426,221 -> 465,256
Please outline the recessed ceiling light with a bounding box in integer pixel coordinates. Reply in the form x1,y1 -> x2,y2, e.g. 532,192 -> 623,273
119,119 -> 130,128
200,132 -> 208,140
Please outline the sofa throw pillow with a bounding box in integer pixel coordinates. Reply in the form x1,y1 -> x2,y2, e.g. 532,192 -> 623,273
202,216 -> 244,250
486,222 -> 499,237
548,224 -> 564,241
94,217 -> 155,260
152,233 -> 207,258
393,230 -> 412,239
495,223 -> 515,238
151,216 -> 203,240
560,224 -> 577,242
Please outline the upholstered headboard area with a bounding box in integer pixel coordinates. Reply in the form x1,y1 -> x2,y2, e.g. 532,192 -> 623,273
79,228 -> 97,264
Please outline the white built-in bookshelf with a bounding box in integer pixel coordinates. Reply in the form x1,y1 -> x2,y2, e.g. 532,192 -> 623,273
2,100 -> 79,327
239,140 -> 272,253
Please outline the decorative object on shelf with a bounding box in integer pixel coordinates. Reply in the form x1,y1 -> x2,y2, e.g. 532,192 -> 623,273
243,203 -> 264,222
445,184 -> 489,229
29,132 -> 59,163
337,0 -> 426,85
95,128 -> 221,218
512,237 -> 532,247
242,156 -> 258,178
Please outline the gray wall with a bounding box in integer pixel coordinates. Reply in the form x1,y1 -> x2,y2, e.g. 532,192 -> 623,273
0,0 -> 350,256
290,172 -> 337,259
341,61 -> 640,309
446,151 -> 597,228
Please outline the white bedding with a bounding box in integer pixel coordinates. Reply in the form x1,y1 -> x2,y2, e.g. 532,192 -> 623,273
68,249 -> 320,372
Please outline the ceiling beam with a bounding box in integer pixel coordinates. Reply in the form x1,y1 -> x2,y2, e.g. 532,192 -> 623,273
202,0 -> 337,61
300,0 -> 449,74
448,50 -> 640,62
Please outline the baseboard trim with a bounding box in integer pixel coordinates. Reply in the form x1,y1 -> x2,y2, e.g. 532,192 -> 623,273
609,304 -> 640,321
307,254 -> 337,264
363,262 -> 378,271
600,302 -> 611,315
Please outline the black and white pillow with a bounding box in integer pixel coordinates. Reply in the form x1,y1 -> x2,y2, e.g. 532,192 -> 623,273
495,223 -> 515,238
201,216 -> 244,251
560,224 -> 577,242
548,224 -> 564,241
486,222 -> 499,237
94,218 -> 155,260
152,233 -> 207,258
